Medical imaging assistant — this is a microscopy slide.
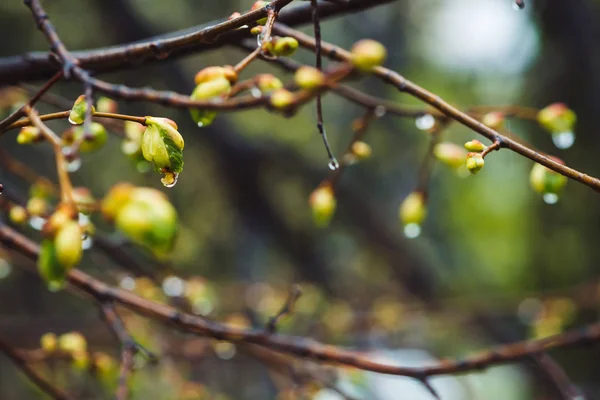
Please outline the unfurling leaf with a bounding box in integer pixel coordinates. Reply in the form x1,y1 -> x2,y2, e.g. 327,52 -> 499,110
142,117 -> 184,185
69,95 -> 95,125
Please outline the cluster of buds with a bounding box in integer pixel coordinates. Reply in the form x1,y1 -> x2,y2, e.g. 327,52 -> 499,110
530,159 -> 567,203
399,191 -> 427,238
190,66 -> 236,127
350,39 -> 387,71
141,117 -> 184,187
309,184 -> 337,228
37,203 -> 83,290
68,95 -> 95,125
62,122 -> 108,152
41,332 -> 90,369
464,139 -> 488,174
537,103 -> 577,149
102,183 -> 179,258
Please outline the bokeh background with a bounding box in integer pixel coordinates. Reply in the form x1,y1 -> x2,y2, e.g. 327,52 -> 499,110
1,0 -> 600,398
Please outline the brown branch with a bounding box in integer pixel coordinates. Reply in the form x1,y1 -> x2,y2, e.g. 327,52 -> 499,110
0,335 -> 75,400
272,23 -> 600,193
266,285 -> 302,333
1,221 -> 598,382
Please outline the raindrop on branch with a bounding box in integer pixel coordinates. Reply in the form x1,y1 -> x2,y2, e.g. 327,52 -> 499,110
403,223 -> 421,239
543,193 -> 559,204
552,131 -> 575,150
415,114 -> 435,131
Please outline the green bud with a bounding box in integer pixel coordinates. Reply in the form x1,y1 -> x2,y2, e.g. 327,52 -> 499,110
433,143 -> 467,169
96,97 -> 118,113
38,239 -> 65,290
142,117 -> 184,183
309,185 -> 336,228
537,103 -> 576,133
482,112 -> 505,130
351,141 -> 372,161
27,197 -> 47,217
251,1 -> 269,25
466,152 -> 485,174
73,187 -> 96,215
270,89 -> 294,110
256,74 -> 283,93
194,66 -> 237,85
399,192 -> 426,226
294,66 -> 325,90
267,37 -> 299,57
16,126 -> 41,144
101,183 -> 135,221
350,39 -> 387,71
9,205 -> 28,224
190,77 -> 232,127
54,221 -> 83,269
464,139 -> 487,153
64,122 -> 108,152
69,95 -> 95,125
530,162 -> 567,195
58,332 -> 87,354
40,333 -> 58,352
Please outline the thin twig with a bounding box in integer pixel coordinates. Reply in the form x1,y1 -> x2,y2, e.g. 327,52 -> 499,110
266,285 -> 302,333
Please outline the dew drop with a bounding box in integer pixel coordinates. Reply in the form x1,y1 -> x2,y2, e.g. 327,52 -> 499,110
120,276 -> 136,291
374,105 -> 387,118
68,116 -> 80,125
415,114 -> 435,131
328,159 -> 340,171
82,236 -> 93,250
161,171 -> 179,188
29,216 -> 45,231
197,121 -> 204,128
0,259 -> 11,279
250,87 -> 262,98
162,275 -> 185,297
552,131 -> 575,149
403,223 -> 421,239
66,157 -> 82,173
543,193 -> 559,204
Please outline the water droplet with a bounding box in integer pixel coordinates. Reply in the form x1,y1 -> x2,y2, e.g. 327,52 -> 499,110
78,213 -> 90,225
120,276 -> 136,291
68,116 -> 80,125
403,223 -> 421,239
328,159 -> 340,171
161,171 -> 179,188
192,298 -> 214,316
374,105 -> 387,118
214,341 -> 236,360
543,193 -> 559,204
162,275 -> 185,297
66,157 -> 82,173
29,216 -> 45,231
552,131 -> 575,149
197,121 -> 204,128
0,259 -> 11,279
82,236 -> 93,250
415,114 -> 435,131
250,87 -> 262,98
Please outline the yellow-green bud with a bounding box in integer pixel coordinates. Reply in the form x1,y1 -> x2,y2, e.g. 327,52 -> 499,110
294,66 -> 325,90
350,39 -> 387,71
101,183 -> 135,221
482,112 -> 505,130
194,66 -> 237,85
27,197 -> 47,217
94,353 -> 117,376
351,141 -> 372,161
64,122 -> 108,152
251,1 -> 269,25
256,74 -> 283,93
433,143 -> 467,169
466,152 -> 485,174
309,185 -> 336,228
9,205 -> 27,224
530,162 -> 567,195
73,187 -> 96,215
267,37 -> 299,57
399,192 -> 427,226
54,221 -> 83,269
40,333 -> 58,352
250,26 -> 263,36
69,95 -> 95,125
190,77 -> 232,127
142,117 -> 184,180
96,97 -> 118,113
270,89 -> 294,110
16,126 -> 41,144
58,332 -> 87,354
464,139 -> 487,152
537,103 -> 576,133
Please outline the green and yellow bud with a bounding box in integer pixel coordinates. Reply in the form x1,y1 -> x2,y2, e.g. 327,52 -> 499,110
399,192 -> 427,226
309,184 -> 336,228
58,332 -> 87,354
250,26 -> 263,36
16,126 -> 41,144
270,89 -> 294,110
350,39 -> 387,71
27,197 -> 48,217
72,187 -> 96,215
530,162 -> 567,195
464,139 -> 487,153
38,240 -> 64,290
351,141 -> 372,161
190,77 -> 232,127
267,37 -> 299,57
294,66 -> 325,90
537,103 -> 576,133
482,112 -> 505,130
433,142 -> 467,169
40,333 -> 58,352
95,97 -> 118,113
142,117 -> 184,181
9,205 -> 27,224
466,152 -> 485,174
54,221 -> 83,270
256,74 -> 283,93
63,122 -> 108,152
101,183 -> 135,221
251,1 -> 269,25
69,95 -> 95,125
42,204 -> 77,238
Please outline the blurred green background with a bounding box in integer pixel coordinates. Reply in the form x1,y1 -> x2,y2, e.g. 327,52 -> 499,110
1,0 -> 600,398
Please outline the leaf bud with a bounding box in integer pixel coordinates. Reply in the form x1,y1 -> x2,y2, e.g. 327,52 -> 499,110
433,142 -> 467,169
95,97 -> 118,113
54,221 -> 83,269
190,77 -> 232,127
351,141 -> 372,161
537,103 -> 576,133
530,162 -> 567,195
40,333 -> 58,352
267,37 -> 299,57
251,1 -> 269,24
9,205 -> 27,224
309,184 -> 336,228
270,89 -> 295,110
350,39 -> 387,71
68,95 -> 95,125
256,74 -> 283,93
399,192 -> 427,226
58,332 -> 87,354
142,117 -> 184,181
27,197 -> 48,217
63,122 -> 108,152
16,126 -> 41,144
464,139 -> 487,152
101,183 -> 135,221
72,187 -> 96,215
466,152 -> 485,174
194,66 -> 237,85
482,111 -> 505,130
294,66 -> 325,90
